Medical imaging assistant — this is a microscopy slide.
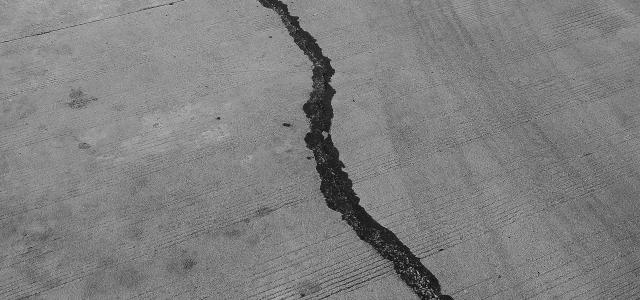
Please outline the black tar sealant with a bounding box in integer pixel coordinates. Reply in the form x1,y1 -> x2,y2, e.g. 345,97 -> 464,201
257,0 -> 452,299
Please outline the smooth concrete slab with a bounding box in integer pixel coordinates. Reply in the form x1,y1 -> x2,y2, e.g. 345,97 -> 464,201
2,0 -> 640,299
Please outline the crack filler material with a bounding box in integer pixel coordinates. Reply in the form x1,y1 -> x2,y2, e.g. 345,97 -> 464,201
257,1 -> 452,299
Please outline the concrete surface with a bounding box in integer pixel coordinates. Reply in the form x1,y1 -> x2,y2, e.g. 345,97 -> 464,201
1,0 -> 640,299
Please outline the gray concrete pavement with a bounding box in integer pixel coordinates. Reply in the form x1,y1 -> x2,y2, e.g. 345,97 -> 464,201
2,0 -> 640,299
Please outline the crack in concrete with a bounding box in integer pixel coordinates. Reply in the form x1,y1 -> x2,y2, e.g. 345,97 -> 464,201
257,0 -> 452,299
0,0 -> 185,44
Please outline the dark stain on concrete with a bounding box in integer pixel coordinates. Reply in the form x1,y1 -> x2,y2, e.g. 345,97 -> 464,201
166,251 -> 198,275
129,176 -> 149,196
258,1 -> 450,298
182,257 -> 197,270
297,279 -> 321,298
255,206 -> 274,218
67,88 -> 98,109
282,122 -> 292,127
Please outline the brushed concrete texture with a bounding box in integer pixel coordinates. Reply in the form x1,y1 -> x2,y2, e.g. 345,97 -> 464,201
2,0 -> 640,299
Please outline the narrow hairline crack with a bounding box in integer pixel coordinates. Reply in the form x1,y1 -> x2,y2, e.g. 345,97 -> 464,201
257,0 -> 452,299
0,0 -> 185,44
